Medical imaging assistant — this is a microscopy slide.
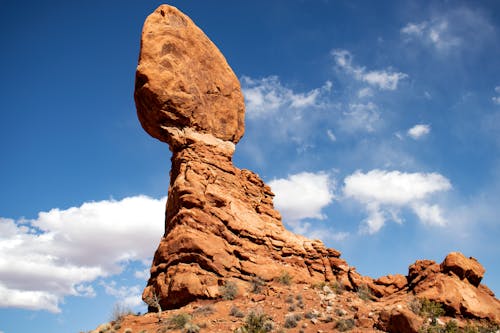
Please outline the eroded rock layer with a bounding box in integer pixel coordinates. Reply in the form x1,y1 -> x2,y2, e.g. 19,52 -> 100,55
135,4 -> 500,324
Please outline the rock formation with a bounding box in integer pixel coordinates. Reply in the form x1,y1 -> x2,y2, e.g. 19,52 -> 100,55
133,4 -> 500,329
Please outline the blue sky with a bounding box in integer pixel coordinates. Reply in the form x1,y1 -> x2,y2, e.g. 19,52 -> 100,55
1,1 -> 499,332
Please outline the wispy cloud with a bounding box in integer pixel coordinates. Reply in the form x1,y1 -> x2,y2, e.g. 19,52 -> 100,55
343,169 -> 451,233
332,49 -> 407,91
341,102 -> 381,133
241,76 -> 332,118
407,124 -> 431,139
102,281 -> 142,308
0,195 -> 165,312
493,86 -> 500,105
401,7 -> 494,54
326,129 -> 337,142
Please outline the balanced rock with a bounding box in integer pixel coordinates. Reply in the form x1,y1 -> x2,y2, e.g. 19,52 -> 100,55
135,5 -> 351,310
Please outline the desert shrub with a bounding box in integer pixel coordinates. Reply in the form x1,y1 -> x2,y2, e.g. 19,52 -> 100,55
420,299 -> 445,324
183,322 -> 200,333
193,304 -> 214,316
276,271 -> 292,286
312,281 -> 328,289
220,281 -> 238,300
284,313 -> 302,328
166,313 -> 192,329
123,329 -> 133,333
356,284 -> 374,301
409,297 -> 423,314
230,305 -> 245,318
323,315 -> 333,323
288,304 -> 296,312
110,303 -> 133,323
336,318 -> 355,332
250,276 -> 266,294
331,281 -> 345,294
285,294 -> 294,303
444,320 -> 459,333
305,311 -> 318,319
237,310 -> 273,333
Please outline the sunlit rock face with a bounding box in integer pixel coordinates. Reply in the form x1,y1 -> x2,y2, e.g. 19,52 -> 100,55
134,6 -> 500,324
135,4 -> 346,310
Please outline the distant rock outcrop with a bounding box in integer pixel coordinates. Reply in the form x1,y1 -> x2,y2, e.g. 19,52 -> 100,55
134,4 -> 500,327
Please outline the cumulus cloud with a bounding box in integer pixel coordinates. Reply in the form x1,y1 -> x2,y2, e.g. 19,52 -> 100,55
241,76 -> 332,118
343,169 -> 451,233
408,124 -> 431,139
270,171 -> 335,223
0,195 -> 165,312
332,49 -> 407,91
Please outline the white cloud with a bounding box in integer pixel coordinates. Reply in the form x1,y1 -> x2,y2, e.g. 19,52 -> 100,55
412,203 -> 446,226
269,171 -> 335,223
493,87 -> 500,105
401,22 -> 426,36
326,129 -> 337,142
401,8 -> 494,53
332,49 -> 407,91
102,281 -> 143,308
343,169 -> 451,233
134,268 -> 150,280
408,124 -> 431,139
0,195 -> 165,312
358,87 -> 373,98
362,71 -> 407,91
341,102 -> 381,133
241,76 -> 332,118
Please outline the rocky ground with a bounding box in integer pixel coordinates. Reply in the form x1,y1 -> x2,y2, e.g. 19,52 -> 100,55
88,276 -> 499,333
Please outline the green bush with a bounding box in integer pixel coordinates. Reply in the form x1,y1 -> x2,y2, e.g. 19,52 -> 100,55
166,313 -> 192,329
237,310 -> 273,333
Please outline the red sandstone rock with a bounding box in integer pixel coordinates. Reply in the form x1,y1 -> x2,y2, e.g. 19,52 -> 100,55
440,252 -> 485,287
134,4 -> 245,145
378,308 -> 423,333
